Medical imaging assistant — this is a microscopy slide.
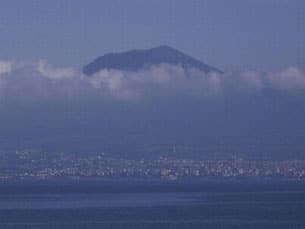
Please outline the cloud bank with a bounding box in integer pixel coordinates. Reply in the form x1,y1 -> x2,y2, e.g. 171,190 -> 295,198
0,60 -> 304,101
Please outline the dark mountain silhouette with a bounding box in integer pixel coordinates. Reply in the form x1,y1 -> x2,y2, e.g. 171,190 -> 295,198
83,45 -> 222,75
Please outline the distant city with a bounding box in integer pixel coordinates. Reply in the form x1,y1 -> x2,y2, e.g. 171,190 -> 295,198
1,149 -> 305,180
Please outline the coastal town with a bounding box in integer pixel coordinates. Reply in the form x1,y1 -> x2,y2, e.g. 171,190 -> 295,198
0,150 -> 305,180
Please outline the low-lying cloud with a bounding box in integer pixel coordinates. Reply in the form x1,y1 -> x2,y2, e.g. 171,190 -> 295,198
0,61 -> 13,75
0,60 -> 304,101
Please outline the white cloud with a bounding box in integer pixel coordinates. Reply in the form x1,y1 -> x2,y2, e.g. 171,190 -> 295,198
267,67 -> 305,90
36,60 -> 76,80
239,71 -> 264,90
0,59 -> 305,101
207,72 -> 223,92
0,61 -> 13,75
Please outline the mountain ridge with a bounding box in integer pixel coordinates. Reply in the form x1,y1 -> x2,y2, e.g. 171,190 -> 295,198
83,45 -> 222,76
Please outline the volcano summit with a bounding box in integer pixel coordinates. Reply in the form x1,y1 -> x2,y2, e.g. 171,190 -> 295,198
83,45 -> 222,76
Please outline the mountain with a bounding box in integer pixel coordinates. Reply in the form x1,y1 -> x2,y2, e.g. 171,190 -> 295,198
83,45 -> 222,75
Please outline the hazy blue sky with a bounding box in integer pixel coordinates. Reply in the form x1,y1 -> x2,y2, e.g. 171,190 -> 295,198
0,0 -> 304,71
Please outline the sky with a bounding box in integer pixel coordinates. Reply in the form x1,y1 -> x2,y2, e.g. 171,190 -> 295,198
0,0 -> 304,71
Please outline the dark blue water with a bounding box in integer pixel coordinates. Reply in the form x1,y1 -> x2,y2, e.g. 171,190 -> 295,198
0,179 -> 304,228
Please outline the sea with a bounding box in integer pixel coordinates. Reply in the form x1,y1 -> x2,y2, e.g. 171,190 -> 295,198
0,178 -> 304,229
